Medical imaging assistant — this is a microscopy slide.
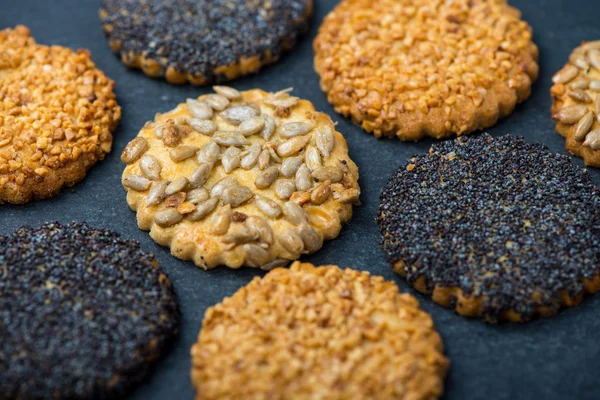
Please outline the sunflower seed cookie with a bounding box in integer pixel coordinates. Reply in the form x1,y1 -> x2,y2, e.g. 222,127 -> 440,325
551,40 -> 600,167
122,88 -> 360,269
0,222 -> 179,399
0,26 -> 121,204
191,261 -> 449,399
377,134 -> 600,323
99,0 -> 313,85
314,0 -> 539,141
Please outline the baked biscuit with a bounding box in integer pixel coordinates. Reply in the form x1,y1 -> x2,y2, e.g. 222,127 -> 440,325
377,134 -> 600,323
0,222 -> 179,399
0,26 -> 121,204
551,40 -> 600,167
99,0 -> 313,85
191,261 -> 449,400
314,0 -> 539,141
121,88 -> 360,269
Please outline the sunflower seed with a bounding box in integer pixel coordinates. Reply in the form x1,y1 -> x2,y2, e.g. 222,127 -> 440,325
146,181 -> 169,206
213,131 -> 250,147
154,208 -> 183,227
189,163 -> 212,188
568,90 -> 592,103
590,80 -> 600,91
204,94 -> 229,111
295,163 -> 312,191
221,147 -> 242,173
154,124 -> 165,139
310,180 -> 331,205
553,105 -> 588,124
221,105 -> 260,125
139,155 -> 161,180
210,205 -> 232,235
121,137 -> 148,164
275,179 -> 296,200
282,201 -> 307,225
255,196 -> 282,218
574,112 -> 595,141
264,88 -> 299,109
246,216 -> 273,244
122,174 -> 151,191
174,116 -> 190,125
188,197 -> 218,221
257,149 -> 270,170
260,258 -> 289,271
189,119 -> 217,135
223,224 -> 259,244
221,185 -> 253,207
197,141 -> 220,164
186,187 -> 210,204
213,85 -> 242,100
583,128 -> 600,149
268,147 -> 282,163
165,177 -> 189,195
210,176 -> 239,198
312,166 -> 343,183
316,125 -> 335,157
187,99 -> 213,119
304,146 -> 321,172
279,229 -> 304,254
277,121 -> 313,138
337,188 -> 361,204
589,49 -> 600,70
281,156 -> 303,177
261,115 -> 276,140
236,116 -> 264,136
572,53 -> 589,70
170,146 -> 198,162
162,125 -> 184,147
296,223 -> 322,254
243,244 -> 270,267
240,144 -> 261,169
552,65 -> 579,84
277,135 -> 310,157
570,78 -> 590,90
255,166 -> 279,189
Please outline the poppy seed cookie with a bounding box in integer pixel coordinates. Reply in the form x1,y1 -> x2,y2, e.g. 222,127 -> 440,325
191,261 -> 449,399
314,0 -> 539,141
377,134 -> 600,323
99,0 -> 313,85
0,222 -> 179,399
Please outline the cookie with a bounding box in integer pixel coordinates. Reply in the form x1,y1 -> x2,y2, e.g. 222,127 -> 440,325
122,88 -> 360,270
0,222 -> 179,399
99,0 -> 313,85
377,134 -> 600,323
551,40 -> 600,167
0,26 -> 121,204
314,0 -> 539,141
191,261 -> 449,399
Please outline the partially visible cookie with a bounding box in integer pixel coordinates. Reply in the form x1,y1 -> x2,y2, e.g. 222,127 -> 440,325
314,0 -> 539,141
122,88 -> 360,270
551,40 -> 600,167
377,134 -> 600,323
99,0 -> 313,85
0,222 -> 179,399
0,26 -> 121,204
191,261 -> 449,399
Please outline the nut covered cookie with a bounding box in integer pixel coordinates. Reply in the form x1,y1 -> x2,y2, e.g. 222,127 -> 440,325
122,88 -> 360,269
191,261 -> 449,400
314,0 -> 539,141
377,134 -> 600,323
99,0 -> 313,85
551,40 -> 600,167
0,26 -> 121,204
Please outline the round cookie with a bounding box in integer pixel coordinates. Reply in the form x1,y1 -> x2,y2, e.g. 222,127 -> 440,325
99,0 -> 313,85
0,26 -> 121,204
121,88 -> 360,270
0,222 -> 179,399
551,40 -> 600,167
191,261 -> 449,399
314,0 -> 539,141
377,134 -> 600,323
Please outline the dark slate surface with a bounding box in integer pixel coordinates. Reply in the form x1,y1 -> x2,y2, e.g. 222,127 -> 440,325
1,1 -> 599,399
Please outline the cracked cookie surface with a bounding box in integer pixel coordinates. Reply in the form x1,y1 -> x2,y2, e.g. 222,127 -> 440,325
122,88 -> 360,269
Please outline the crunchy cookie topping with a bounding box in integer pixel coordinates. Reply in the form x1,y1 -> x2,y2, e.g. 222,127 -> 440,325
377,134 -> 600,322
314,0 -> 539,140
191,261 -> 449,399
0,26 -> 121,203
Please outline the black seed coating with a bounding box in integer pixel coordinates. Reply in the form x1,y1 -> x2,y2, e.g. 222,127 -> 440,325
0,222 -> 179,399
377,134 -> 600,322
99,0 -> 312,82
